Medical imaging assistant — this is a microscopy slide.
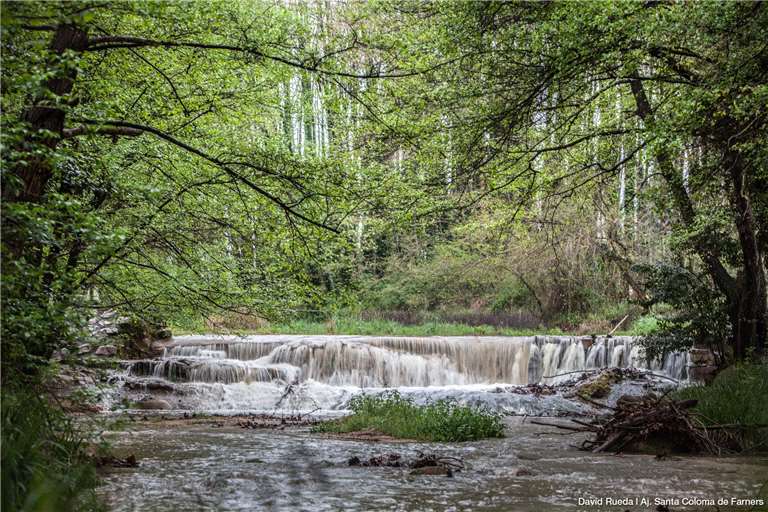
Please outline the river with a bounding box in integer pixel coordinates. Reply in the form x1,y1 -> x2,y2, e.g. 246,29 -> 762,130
99,334 -> 766,511
99,417 -> 766,511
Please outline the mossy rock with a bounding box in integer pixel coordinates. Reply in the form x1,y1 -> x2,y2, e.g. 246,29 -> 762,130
577,370 -> 622,399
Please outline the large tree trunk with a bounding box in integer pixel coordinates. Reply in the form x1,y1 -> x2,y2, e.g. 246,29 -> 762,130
4,24 -> 88,204
3,24 -> 88,265
726,149 -> 767,357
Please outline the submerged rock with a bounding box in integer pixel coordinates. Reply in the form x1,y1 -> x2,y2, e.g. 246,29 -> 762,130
348,453 -> 403,467
347,451 -> 465,476
133,398 -> 172,410
409,466 -> 453,477
123,378 -> 175,393
97,454 -> 138,468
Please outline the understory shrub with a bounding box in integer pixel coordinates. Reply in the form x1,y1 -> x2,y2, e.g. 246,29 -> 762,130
312,391 -> 505,442
1,391 -> 104,512
634,264 -> 731,361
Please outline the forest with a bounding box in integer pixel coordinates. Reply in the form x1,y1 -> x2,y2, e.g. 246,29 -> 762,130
1,1 -> 766,511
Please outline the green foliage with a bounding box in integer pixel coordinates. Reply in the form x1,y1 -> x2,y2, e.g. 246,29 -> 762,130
1,391 -> 104,512
312,392 -> 505,442
674,364 -> 768,451
634,264 -> 730,360
1,5 -> 766,508
360,245 -> 501,311
625,315 -> 660,336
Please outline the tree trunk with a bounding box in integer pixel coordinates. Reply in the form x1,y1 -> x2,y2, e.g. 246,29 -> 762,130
4,24 -> 88,204
726,149 -> 767,357
629,76 -> 767,359
3,24 -> 88,265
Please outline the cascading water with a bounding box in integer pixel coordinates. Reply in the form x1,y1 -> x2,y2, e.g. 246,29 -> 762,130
114,335 -> 688,415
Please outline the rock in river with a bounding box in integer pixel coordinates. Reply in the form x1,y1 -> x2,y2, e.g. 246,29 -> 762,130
133,399 -> 172,410
409,466 -> 453,477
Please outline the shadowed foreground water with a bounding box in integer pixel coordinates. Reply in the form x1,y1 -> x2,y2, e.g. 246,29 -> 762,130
99,418 -> 767,512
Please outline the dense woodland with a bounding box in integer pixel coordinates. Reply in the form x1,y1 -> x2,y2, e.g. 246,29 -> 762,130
1,1 -> 766,510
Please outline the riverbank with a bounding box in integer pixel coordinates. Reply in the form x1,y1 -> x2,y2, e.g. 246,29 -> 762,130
171,316 -> 653,338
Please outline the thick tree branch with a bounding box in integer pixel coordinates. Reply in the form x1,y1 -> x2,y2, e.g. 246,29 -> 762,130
20,24 -> 58,31
74,118 -> 339,233
629,75 -> 737,301
84,35 -> 450,79
62,125 -> 144,138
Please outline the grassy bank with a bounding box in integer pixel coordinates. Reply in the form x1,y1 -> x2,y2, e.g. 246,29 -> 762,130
173,316 -> 659,337
1,391 -> 103,512
312,392 -> 505,442
172,317 -> 568,337
674,363 -> 768,452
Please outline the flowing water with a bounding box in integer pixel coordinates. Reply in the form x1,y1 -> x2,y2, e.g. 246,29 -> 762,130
99,418 -> 767,512
112,335 -> 689,415
100,335 -> 767,511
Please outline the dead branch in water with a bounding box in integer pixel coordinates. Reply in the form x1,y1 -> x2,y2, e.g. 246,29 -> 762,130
533,389 -> 762,456
543,394 -> 730,455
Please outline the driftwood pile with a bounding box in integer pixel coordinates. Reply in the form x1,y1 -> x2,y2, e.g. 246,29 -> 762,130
581,394 -> 718,454
534,393 -> 724,455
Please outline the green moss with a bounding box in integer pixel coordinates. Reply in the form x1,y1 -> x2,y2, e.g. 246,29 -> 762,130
312,392 -> 505,442
577,371 -> 621,399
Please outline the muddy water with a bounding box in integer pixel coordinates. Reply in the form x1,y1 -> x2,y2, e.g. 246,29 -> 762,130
99,418 -> 767,512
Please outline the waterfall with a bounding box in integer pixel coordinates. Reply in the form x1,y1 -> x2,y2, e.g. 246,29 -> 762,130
141,335 -> 687,387
119,335 -> 689,412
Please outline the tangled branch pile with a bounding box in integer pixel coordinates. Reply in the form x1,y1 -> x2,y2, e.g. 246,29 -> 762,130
536,394 -> 742,455
577,395 -> 721,454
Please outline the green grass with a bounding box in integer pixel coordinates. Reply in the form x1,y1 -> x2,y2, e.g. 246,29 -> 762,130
172,311 -> 664,338
311,392 -> 506,442
173,317 -> 564,337
674,363 -> 768,451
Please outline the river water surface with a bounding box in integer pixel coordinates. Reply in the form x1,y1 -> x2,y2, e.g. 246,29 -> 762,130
99,418 -> 767,512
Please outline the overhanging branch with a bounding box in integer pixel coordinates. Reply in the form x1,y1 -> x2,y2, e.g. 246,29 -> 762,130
74,118 -> 339,233
62,125 -> 144,139
84,35 -> 454,80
